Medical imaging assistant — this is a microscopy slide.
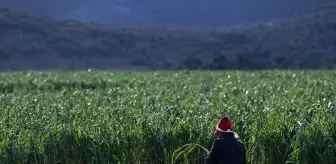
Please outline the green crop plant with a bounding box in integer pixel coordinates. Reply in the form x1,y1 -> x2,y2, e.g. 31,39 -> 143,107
0,70 -> 335,164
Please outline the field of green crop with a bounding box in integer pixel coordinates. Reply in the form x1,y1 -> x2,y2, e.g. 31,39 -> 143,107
0,70 -> 335,164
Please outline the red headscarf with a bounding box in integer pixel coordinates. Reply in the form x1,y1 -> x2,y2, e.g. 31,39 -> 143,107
214,116 -> 233,136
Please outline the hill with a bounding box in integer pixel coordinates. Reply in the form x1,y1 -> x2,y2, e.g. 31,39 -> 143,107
0,0 -> 333,28
0,4 -> 336,70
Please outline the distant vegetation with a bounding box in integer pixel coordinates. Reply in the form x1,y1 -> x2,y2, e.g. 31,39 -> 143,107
0,3 -> 336,70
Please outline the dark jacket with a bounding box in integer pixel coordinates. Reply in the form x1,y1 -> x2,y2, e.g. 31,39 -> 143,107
205,132 -> 246,164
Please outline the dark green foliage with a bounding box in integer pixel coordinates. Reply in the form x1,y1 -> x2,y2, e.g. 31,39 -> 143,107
0,71 -> 336,163
179,56 -> 203,70
212,55 -> 227,69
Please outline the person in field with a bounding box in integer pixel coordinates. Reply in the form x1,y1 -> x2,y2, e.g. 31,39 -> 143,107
205,116 -> 246,164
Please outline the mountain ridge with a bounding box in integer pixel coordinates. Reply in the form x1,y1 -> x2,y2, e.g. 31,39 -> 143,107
0,3 -> 336,71
0,0 -> 334,28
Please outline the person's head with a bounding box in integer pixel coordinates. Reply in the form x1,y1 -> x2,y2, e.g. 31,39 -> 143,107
214,116 -> 233,136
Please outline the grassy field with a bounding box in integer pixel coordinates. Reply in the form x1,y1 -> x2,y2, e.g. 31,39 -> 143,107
0,70 -> 335,164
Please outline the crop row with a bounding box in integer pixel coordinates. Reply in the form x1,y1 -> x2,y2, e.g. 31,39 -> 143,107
0,70 -> 335,163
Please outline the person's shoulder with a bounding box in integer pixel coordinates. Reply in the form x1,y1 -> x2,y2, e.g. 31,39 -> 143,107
235,138 -> 243,144
214,137 -> 222,143
235,139 -> 246,149
213,137 -> 226,145
236,139 -> 244,144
